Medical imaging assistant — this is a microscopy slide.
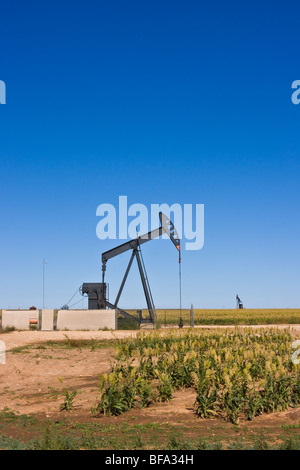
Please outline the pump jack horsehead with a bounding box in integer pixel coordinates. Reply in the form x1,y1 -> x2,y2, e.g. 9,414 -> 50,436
81,212 -> 181,325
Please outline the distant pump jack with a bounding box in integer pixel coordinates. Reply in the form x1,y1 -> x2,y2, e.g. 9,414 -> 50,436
236,295 -> 244,309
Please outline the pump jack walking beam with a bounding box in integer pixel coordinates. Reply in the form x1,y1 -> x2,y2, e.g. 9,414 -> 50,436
101,212 -> 181,324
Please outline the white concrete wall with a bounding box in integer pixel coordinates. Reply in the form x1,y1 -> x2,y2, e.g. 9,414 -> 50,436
1,309 -> 117,331
1,310 -> 39,330
41,309 -> 54,331
56,309 -> 117,330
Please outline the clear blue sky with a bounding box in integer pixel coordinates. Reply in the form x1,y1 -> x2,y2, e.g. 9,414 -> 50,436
1,1 -> 300,310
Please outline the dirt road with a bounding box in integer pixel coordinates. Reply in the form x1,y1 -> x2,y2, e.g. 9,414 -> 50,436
1,324 -> 300,351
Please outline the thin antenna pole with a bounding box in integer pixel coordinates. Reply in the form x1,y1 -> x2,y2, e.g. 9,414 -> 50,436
42,258 -> 47,309
179,252 -> 183,328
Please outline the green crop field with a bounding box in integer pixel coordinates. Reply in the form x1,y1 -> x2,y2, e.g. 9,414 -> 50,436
127,308 -> 300,326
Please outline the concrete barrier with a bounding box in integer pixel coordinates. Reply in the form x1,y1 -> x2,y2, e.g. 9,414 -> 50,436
56,309 -> 117,330
1,309 -> 118,331
1,310 -> 39,330
41,309 -> 54,331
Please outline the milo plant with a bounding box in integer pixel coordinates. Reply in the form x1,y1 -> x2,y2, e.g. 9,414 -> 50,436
57,377 -> 78,412
96,382 -> 129,416
93,371 -> 141,416
93,373 -> 129,416
262,374 -> 295,412
222,387 -> 245,425
244,387 -> 264,420
137,378 -> 154,407
122,378 -> 139,410
156,372 -> 173,402
60,389 -> 78,412
194,386 -> 219,419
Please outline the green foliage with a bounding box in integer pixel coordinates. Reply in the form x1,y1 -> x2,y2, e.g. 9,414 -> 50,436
279,436 -> 300,450
31,426 -> 79,450
194,386 -> 219,419
157,373 -> 173,402
59,389 -> 77,412
58,377 -> 78,412
93,327 -> 300,424
138,378 -> 154,407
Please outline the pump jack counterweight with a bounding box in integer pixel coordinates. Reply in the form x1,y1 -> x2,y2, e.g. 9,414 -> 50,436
81,212 -> 181,325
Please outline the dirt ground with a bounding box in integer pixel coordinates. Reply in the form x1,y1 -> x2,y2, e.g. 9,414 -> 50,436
0,330 -> 135,417
0,327 -> 300,448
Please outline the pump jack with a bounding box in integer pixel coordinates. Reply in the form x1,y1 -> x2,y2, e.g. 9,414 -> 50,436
81,212 -> 181,325
236,294 -> 244,309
